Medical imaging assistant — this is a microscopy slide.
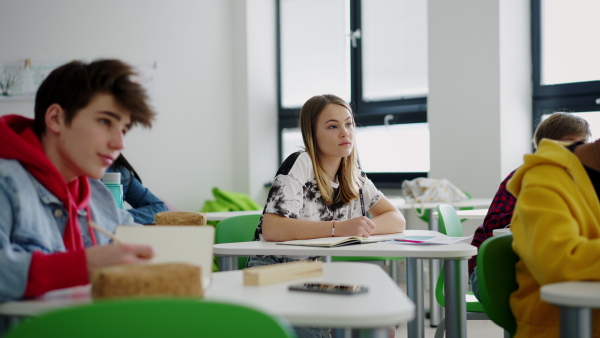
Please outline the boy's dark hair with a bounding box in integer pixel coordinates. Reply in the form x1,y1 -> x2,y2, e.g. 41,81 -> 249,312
34,59 -> 155,136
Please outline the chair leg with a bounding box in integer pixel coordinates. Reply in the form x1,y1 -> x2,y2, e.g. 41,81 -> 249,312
434,317 -> 446,338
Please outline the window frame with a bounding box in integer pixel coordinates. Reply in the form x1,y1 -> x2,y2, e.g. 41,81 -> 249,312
276,0 -> 428,188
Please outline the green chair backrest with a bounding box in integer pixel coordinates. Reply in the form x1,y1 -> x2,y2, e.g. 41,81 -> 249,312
435,204 -> 463,307
437,204 -> 463,237
215,214 -> 262,268
434,204 -> 484,312
476,234 -> 518,336
6,299 -> 297,338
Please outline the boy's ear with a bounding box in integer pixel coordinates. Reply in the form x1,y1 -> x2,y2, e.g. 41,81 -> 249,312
45,104 -> 66,134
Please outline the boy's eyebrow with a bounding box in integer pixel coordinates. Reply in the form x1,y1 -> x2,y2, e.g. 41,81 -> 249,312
98,111 -> 132,130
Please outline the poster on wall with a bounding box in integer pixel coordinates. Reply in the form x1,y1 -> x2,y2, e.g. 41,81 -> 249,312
0,59 -> 158,101
0,59 -> 58,100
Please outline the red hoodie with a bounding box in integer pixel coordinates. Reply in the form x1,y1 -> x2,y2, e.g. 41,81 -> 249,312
0,114 -> 94,297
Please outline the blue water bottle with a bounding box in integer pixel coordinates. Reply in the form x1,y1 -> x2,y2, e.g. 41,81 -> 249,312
102,172 -> 124,209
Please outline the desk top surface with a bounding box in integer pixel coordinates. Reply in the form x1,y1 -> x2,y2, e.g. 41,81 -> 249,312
388,197 -> 493,210
432,208 -> 489,220
214,230 -> 476,259
541,281 -> 600,308
0,262 -> 414,329
204,210 -> 262,221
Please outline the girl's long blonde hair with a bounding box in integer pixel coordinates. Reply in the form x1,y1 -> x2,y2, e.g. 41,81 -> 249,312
299,94 -> 362,205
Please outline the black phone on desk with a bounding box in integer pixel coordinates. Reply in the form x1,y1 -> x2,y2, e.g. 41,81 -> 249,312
289,282 -> 368,295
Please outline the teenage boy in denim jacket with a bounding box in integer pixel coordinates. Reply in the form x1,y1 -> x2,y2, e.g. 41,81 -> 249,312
0,59 -> 156,303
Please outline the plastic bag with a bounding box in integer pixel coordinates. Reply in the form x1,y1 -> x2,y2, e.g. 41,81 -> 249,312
401,178 -> 468,217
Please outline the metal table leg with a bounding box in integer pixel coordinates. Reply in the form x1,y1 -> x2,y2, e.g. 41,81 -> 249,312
428,210 -> 442,327
407,257 -> 424,338
560,306 -> 592,338
444,259 -> 467,338
217,256 -> 237,271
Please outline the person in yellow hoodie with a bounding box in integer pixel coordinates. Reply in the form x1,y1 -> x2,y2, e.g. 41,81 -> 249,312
508,137 -> 600,337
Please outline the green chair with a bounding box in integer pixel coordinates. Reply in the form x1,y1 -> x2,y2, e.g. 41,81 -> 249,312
416,191 -> 474,224
433,204 -> 488,338
5,299 -> 297,338
215,214 -> 262,269
476,234 -> 518,338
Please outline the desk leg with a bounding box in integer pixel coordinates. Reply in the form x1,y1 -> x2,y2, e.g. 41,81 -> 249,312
331,328 -> 393,338
559,306 -> 592,338
428,211 -> 442,327
444,259 -> 467,338
407,257 -> 424,338
217,256 -> 237,271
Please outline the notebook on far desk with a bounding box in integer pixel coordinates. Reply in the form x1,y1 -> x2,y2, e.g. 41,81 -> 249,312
114,226 -> 215,288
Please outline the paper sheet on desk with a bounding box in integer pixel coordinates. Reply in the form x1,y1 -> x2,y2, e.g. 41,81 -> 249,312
389,235 -> 472,245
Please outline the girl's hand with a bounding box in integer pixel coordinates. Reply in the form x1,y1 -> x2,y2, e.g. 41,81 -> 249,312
335,217 -> 376,237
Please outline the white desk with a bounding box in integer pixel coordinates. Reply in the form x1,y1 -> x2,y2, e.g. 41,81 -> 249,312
0,263 -> 414,336
214,230 -> 476,338
389,197 -> 492,327
388,197 -> 493,212
540,281 -> 600,338
203,210 -> 262,221
432,208 -> 488,221
492,228 -> 511,236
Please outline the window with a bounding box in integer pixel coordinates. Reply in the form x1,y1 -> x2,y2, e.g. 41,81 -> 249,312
278,0 -> 429,187
532,0 -> 600,132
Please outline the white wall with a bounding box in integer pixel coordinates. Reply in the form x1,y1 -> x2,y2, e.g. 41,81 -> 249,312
232,1 -> 278,207
426,0 -> 530,234
0,0 -> 262,212
428,0 -> 531,198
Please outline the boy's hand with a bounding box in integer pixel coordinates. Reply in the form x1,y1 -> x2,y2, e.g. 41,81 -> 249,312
85,244 -> 155,277
335,217 -> 376,237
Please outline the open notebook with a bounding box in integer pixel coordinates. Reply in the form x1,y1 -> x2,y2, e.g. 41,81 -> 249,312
276,236 -> 393,248
114,226 -> 215,289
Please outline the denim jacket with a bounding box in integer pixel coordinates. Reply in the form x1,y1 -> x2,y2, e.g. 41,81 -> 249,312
107,165 -> 168,224
0,159 -> 135,301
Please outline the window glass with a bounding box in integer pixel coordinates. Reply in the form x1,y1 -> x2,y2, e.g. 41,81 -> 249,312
361,0 -> 428,101
281,123 -> 429,172
540,0 -> 600,85
280,0 -> 351,108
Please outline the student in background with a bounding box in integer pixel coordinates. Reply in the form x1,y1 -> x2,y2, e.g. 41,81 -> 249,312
0,59 -> 156,304
509,138 -> 600,337
107,154 -> 168,224
248,94 -> 405,337
248,94 -> 405,265
469,112 -> 591,300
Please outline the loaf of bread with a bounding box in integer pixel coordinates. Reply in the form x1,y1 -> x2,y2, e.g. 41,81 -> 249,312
154,211 -> 206,226
91,263 -> 203,299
